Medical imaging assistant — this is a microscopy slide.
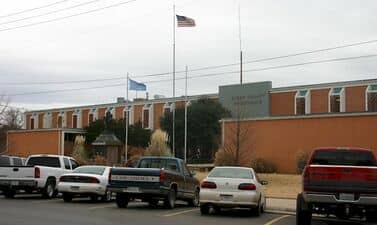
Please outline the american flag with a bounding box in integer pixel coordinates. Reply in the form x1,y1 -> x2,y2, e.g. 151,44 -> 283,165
176,15 -> 196,27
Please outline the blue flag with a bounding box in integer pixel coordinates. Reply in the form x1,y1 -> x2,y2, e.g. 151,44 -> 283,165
129,79 -> 146,91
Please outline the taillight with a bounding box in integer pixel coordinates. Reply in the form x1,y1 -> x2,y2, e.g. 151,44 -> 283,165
89,177 -> 100,184
34,167 -> 40,178
238,183 -> 256,191
59,176 -> 66,182
201,181 -> 217,189
160,170 -> 166,182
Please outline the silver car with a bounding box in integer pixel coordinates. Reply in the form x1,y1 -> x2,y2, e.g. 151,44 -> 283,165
199,166 -> 268,216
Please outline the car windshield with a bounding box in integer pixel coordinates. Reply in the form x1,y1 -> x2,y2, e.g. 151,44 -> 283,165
208,168 -> 253,179
73,166 -> 106,175
27,157 -> 60,168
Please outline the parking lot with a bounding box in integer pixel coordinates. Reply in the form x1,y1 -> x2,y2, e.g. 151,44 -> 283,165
0,195 -> 370,225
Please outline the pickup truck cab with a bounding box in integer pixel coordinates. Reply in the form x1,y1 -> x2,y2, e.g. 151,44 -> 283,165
0,155 -> 24,167
108,157 -> 200,209
297,147 -> 377,225
0,154 -> 79,199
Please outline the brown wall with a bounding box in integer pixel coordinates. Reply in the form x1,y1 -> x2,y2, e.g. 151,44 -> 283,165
133,105 -> 143,124
115,106 -> 124,120
311,89 -> 330,114
153,103 -> 164,130
270,92 -> 295,116
51,112 -> 58,128
346,86 -> 367,112
66,111 -> 73,128
224,114 -> 377,173
8,130 -> 61,157
82,109 -> 89,128
38,113 -> 44,129
98,108 -> 106,120
26,114 -> 31,129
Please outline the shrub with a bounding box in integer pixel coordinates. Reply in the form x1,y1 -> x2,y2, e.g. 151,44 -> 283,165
144,129 -> 172,157
296,151 -> 310,174
251,158 -> 277,173
92,155 -> 107,165
214,147 -> 237,166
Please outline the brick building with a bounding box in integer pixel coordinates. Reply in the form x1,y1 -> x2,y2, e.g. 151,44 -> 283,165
6,78 -> 377,173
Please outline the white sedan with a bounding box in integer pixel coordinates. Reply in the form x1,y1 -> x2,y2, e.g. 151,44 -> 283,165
58,165 -> 112,202
199,166 -> 268,216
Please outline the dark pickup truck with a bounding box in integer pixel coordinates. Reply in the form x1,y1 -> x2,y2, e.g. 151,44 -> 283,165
297,147 -> 377,225
108,157 -> 200,209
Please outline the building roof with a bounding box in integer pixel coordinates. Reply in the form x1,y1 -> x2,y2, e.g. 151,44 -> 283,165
92,130 -> 123,146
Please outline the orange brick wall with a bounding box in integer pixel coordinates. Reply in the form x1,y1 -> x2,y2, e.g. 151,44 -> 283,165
224,114 -> 377,173
133,105 -> 143,124
311,89 -> 330,114
81,109 -> 89,128
38,113 -> 44,129
51,112 -> 58,128
153,103 -> 164,130
345,86 -> 367,112
66,111 -> 73,128
26,114 -> 31,129
270,92 -> 295,116
98,108 -> 106,120
115,106 -> 124,120
7,130 -> 61,157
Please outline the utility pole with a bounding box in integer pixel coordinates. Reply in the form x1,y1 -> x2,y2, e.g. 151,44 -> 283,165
172,4 -> 176,157
184,65 -> 188,162
236,3 -> 242,165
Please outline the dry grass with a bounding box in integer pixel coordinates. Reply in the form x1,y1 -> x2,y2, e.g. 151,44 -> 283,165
195,172 -> 301,199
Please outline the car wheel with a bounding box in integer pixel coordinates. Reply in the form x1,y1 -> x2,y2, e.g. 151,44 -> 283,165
101,190 -> 112,202
63,193 -> 73,202
296,194 -> 312,225
200,204 -> 210,215
4,190 -> 16,199
188,189 -> 200,207
366,208 -> 377,223
42,179 -> 56,199
116,193 -> 129,208
164,187 -> 176,209
251,199 -> 262,217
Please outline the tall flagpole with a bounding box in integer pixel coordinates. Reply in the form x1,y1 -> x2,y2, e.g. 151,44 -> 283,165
239,4 -> 243,84
172,4 -> 176,157
125,73 -> 129,164
184,65 -> 188,162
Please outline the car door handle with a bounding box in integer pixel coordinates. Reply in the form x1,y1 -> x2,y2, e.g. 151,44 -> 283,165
13,168 -> 19,172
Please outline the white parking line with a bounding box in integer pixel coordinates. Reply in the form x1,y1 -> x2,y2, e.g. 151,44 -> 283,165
162,208 -> 199,217
264,215 -> 291,225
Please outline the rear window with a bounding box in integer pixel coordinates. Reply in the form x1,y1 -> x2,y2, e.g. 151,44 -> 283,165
27,157 -> 60,168
138,159 -> 180,173
13,158 -> 23,166
208,167 -> 253,179
73,166 -> 106,175
311,150 -> 376,166
0,156 -> 10,166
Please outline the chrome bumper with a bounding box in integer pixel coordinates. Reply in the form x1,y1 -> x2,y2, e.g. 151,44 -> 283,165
303,192 -> 377,206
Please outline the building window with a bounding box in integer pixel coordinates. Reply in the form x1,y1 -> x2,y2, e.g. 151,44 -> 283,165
329,87 -> 345,113
142,104 -> 153,129
163,102 -> 173,115
72,115 -> 78,128
295,90 -> 310,115
30,118 -> 35,129
43,112 -> 52,128
88,114 -> 94,124
72,110 -> 81,128
367,84 -> 377,112
88,108 -> 98,125
57,116 -> 63,128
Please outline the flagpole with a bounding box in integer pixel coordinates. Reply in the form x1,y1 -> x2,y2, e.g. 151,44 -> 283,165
125,73 -> 129,164
239,3 -> 243,84
172,4 -> 176,157
184,65 -> 188,162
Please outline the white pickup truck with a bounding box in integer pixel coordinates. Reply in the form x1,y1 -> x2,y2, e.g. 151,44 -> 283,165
0,154 -> 79,199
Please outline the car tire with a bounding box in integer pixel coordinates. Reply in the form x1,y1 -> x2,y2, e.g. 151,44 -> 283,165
101,190 -> 112,202
200,204 -> 210,215
4,190 -> 16,199
116,193 -> 129,208
188,189 -> 200,207
42,179 -> 56,199
251,199 -> 263,217
296,194 -> 312,225
63,193 -> 73,202
366,208 -> 377,223
164,187 -> 176,209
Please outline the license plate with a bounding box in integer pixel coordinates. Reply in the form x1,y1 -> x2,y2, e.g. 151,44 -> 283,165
125,187 -> 140,193
220,194 -> 233,201
10,181 -> 19,186
339,193 -> 354,201
70,186 -> 80,190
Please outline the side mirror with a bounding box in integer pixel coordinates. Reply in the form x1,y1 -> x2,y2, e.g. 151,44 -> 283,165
260,180 -> 268,186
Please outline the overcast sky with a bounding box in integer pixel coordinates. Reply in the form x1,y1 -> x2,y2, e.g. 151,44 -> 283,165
0,0 -> 376,111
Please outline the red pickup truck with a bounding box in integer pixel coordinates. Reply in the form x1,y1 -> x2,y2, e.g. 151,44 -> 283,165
296,147 -> 377,225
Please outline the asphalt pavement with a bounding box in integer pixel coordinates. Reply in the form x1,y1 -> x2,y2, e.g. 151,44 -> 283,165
0,195 -> 372,225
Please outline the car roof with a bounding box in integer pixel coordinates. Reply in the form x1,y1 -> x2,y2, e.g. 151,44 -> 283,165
314,147 -> 372,153
213,166 -> 253,170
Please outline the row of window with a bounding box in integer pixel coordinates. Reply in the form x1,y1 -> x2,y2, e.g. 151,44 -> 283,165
28,102 -> 175,130
294,85 -> 377,115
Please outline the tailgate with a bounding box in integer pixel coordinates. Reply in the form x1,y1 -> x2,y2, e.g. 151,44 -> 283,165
0,166 -> 35,180
109,168 -> 161,188
305,165 -> 377,194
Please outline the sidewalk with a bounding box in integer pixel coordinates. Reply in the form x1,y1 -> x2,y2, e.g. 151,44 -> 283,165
266,197 -> 296,213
